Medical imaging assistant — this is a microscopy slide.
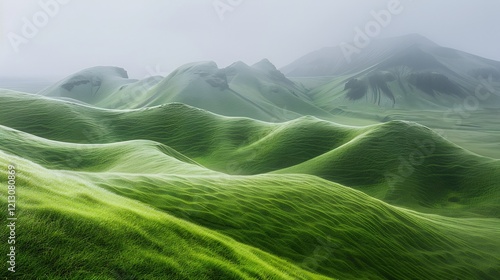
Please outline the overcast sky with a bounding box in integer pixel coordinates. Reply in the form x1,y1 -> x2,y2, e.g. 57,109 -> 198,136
1,0 -> 499,79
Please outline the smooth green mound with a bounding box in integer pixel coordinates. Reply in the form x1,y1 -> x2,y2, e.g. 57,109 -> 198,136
0,91 -> 499,279
0,152 -> 329,279
276,120 -> 500,217
1,129 -> 499,279
93,173 -> 500,280
1,92 -> 498,217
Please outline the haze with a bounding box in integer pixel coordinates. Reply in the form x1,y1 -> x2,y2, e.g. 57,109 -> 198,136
1,0 -> 499,79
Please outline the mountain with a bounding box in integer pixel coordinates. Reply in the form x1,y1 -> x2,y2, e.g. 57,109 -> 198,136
39,66 -> 139,104
282,34 -> 500,109
281,34 -> 439,77
0,92 -> 499,279
224,59 -> 332,119
38,35 -> 500,116
40,60 -> 332,122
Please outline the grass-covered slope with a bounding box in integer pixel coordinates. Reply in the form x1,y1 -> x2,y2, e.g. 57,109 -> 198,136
0,151 -> 330,279
276,120 -> 500,217
0,128 -> 499,279
92,172 -> 500,280
0,124 -> 215,175
0,90 -> 499,279
1,91 -> 499,218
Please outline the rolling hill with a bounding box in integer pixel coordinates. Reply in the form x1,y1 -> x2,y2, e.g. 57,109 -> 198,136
0,119 -> 499,279
0,149 -> 330,279
1,90 -> 499,219
1,33 -> 499,279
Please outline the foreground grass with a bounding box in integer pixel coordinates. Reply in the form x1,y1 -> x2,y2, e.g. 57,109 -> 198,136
0,127 -> 498,279
0,152 -> 330,279
1,150 -> 498,279
93,172 -> 500,280
0,92 -> 499,279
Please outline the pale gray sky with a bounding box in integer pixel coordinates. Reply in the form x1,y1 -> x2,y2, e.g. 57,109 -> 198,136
1,0 -> 499,79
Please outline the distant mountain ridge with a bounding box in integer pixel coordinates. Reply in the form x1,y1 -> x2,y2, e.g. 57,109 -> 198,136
33,34 -> 500,119
38,59 -> 336,122
281,34 -> 500,109
280,34 -> 440,77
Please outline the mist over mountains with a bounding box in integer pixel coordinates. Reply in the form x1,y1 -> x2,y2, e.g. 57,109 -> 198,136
37,34 -> 500,119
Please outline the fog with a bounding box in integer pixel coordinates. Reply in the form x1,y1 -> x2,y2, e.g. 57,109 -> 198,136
1,0 -> 499,79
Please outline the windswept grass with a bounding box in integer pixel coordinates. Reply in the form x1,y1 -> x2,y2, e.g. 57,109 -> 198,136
1,92 -> 498,217
0,152 -> 330,279
92,172 -> 500,280
0,123 -> 499,279
0,91 -> 499,279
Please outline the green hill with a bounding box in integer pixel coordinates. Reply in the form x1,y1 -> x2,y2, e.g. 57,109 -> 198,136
0,150 -> 329,279
1,90 -> 499,279
1,91 -> 499,218
275,120 -> 500,217
0,125 -> 499,279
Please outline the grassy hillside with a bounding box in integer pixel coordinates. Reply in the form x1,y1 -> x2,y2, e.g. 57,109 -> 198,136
1,91 -> 498,218
92,172 -> 500,280
0,126 -> 499,279
0,151 -> 330,279
0,90 -> 499,279
276,120 -> 500,217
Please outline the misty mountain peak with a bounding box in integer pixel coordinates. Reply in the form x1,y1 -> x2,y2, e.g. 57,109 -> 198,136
281,34 -> 446,77
175,61 -> 220,76
252,58 -> 278,72
69,66 -> 129,79
226,61 -> 252,71
390,33 -> 439,47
